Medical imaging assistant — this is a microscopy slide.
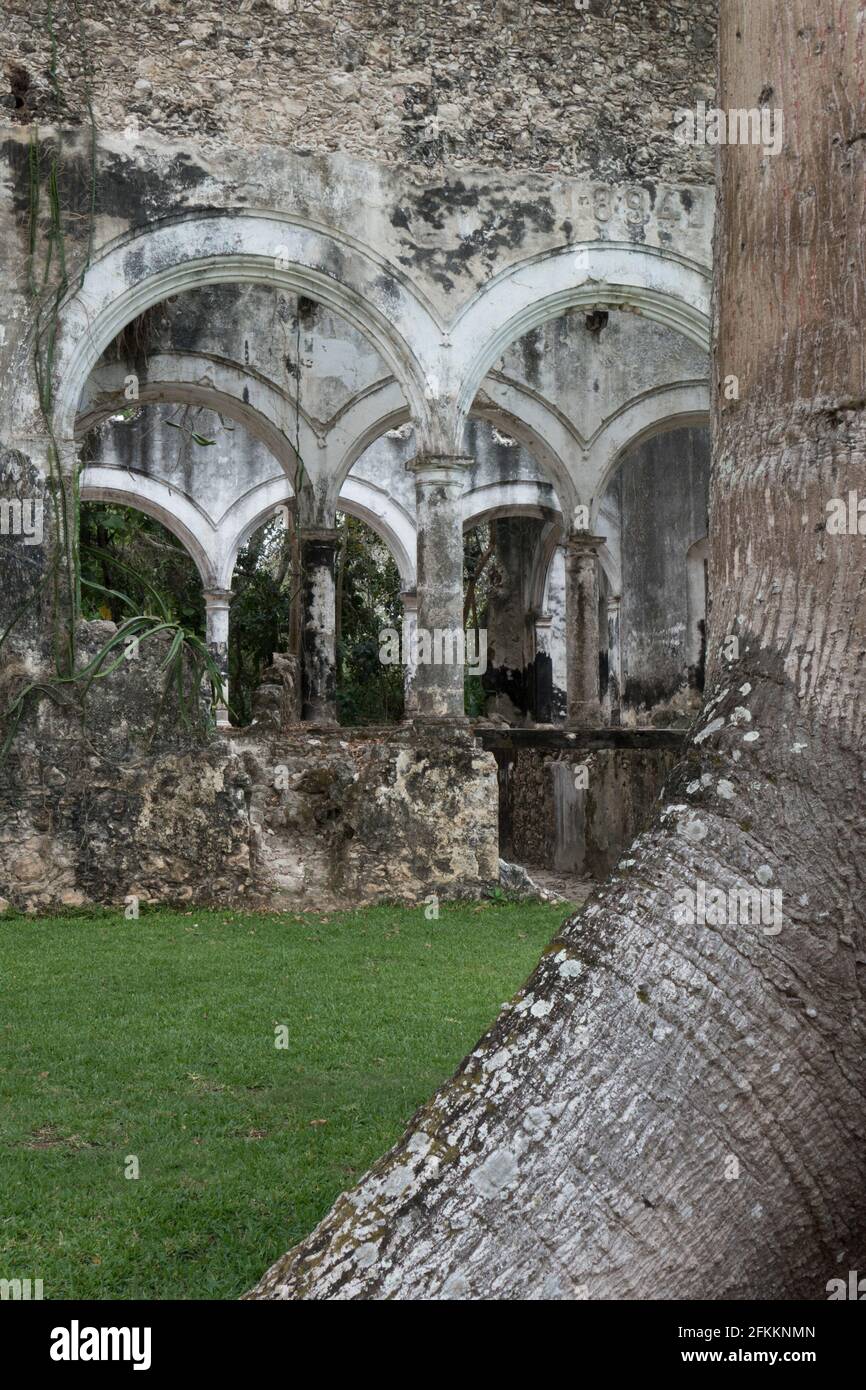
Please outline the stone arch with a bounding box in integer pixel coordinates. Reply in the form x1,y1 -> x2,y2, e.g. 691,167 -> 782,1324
449,242 -> 712,438
468,381 -> 579,518
215,477 -> 297,591
461,484 -> 562,532
79,352 -> 320,485
586,381 -> 710,521
326,379 -> 578,519
323,380 -> 409,486
51,213 -> 437,446
337,475 -> 416,589
78,467 -> 217,586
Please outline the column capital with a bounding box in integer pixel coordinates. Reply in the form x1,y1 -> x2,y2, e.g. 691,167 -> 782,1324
202,588 -> 233,606
400,588 -> 418,610
565,530 -> 606,553
299,526 -> 339,545
406,453 -> 472,483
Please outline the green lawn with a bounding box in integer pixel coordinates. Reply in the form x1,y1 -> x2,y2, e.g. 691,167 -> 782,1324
0,900 -> 569,1299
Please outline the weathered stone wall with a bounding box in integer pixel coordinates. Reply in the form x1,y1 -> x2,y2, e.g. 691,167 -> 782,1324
242,724 -> 499,908
0,623 -> 498,913
485,728 -> 681,879
4,1 -> 716,180
0,447 -> 53,659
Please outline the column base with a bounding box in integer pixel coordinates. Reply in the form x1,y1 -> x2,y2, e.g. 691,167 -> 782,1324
403,712 -> 470,728
301,712 -> 339,728
566,701 -> 603,729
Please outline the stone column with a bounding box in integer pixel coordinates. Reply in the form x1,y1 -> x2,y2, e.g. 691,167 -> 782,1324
405,454 -> 471,721
532,614 -> 554,724
564,531 -> 604,727
607,594 -> 622,725
203,588 -> 232,727
400,588 -> 419,715
300,527 -> 338,724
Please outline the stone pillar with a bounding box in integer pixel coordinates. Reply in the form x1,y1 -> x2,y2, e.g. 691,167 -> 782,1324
400,588 -> 419,715
406,454 -> 471,721
300,527 -> 338,724
564,531 -> 604,727
203,588 -> 232,727
607,595 -> 622,725
532,614 -> 554,724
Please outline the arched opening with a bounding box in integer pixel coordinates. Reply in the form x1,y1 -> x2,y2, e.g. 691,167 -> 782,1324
460,416 -> 565,725
52,214 -> 430,450
334,512 -> 405,726
72,280 -> 418,728
601,422 -> 710,725
79,500 -> 204,633
225,509 -> 297,727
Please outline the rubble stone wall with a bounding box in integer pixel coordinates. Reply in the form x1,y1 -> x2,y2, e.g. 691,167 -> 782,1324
4,1 -> 716,180
486,728 -> 682,879
0,623 -> 499,914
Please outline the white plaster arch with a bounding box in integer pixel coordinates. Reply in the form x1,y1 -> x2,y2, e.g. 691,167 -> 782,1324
215,476 -> 297,590
52,213 -> 437,447
79,352 -> 320,481
449,242 -> 712,435
325,378 -> 579,516
79,466 -> 218,586
469,381 -> 577,517
461,481 -> 562,531
337,475 -> 416,588
531,520 -> 565,616
322,379 -> 410,504
587,381 -> 710,521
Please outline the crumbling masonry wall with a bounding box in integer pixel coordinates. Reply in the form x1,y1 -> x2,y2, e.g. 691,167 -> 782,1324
4,1 -> 716,179
0,624 -> 499,914
486,728 -> 682,880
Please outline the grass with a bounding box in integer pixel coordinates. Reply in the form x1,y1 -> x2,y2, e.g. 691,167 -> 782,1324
0,899 -> 570,1299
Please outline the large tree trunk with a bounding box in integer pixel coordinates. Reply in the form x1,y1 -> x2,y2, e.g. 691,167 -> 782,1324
247,1 -> 866,1300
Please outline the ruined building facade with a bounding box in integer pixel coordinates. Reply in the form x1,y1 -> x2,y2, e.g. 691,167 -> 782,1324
0,0 -> 717,912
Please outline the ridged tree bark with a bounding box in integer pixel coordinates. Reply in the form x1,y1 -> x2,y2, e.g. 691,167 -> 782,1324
247,0 -> 866,1300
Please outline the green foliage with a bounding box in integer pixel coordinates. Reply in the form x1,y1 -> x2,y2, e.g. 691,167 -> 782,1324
464,673 -> 488,717
80,504 -> 204,632
75,506 -> 412,730
228,516 -> 293,727
336,512 -> 404,725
